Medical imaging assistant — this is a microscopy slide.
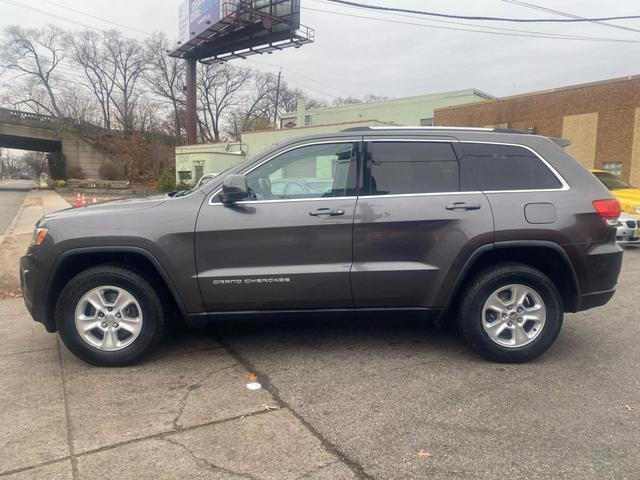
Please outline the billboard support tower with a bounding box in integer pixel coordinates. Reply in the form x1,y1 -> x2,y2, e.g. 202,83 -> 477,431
171,0 -> 314,144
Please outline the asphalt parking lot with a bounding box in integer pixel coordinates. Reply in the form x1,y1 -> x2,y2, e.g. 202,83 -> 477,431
2,248 -> 639,479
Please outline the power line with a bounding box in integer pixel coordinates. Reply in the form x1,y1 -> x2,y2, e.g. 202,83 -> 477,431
320,0 -> 640,24
303,6 -> 640,44
245,59 -> 356,97
40,0 -> 152,36
502,0 -> 640,34
311,0 -> 639,43
0,0 -> 150,37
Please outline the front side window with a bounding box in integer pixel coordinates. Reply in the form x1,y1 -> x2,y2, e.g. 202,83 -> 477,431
463,143 -> 562,191
366,142 -> 459,195
245,142 -> 357,200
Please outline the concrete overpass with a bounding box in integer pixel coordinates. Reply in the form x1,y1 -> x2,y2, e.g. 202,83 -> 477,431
0,108 -> 114,179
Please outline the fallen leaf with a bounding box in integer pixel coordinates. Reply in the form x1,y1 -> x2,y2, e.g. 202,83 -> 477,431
244,373 -> 257,382
261,403 -> 280,411
624,405 -> 634,411
416,450 -> 432,458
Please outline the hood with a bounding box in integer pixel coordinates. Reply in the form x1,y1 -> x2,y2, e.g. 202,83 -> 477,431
611,189 -> 640,215
41,194 -> 168,222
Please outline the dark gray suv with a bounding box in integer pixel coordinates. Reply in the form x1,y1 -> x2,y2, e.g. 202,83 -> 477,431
20,127 -> 623,366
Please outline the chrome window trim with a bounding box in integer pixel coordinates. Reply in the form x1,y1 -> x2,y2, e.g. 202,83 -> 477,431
459,140 -> 570,193
208,138 -> 570,206
208,139 -> 360,206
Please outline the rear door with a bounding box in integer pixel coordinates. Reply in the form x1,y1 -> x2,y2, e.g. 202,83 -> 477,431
352,137 -> 494,308
195,139 -> 360,312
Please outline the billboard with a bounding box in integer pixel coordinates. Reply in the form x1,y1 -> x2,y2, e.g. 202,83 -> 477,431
189,0 -> 223,39
179,0 -> 225,41
171,0 -> 311,61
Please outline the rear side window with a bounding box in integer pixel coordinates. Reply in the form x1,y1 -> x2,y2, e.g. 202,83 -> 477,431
463,143 -> 562,191
367,142 -> 459,195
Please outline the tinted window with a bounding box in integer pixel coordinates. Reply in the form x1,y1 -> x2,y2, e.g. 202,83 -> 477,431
463,143 -> 562,191
367,142 -> 459,195
593,171 -> 635,190
245,143 -> 357,200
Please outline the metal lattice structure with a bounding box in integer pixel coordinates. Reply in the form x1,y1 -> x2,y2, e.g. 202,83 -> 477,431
169,0 -> 314,64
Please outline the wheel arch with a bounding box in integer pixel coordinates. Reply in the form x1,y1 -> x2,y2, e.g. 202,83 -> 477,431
444,241 -> 581,317
44,246 -> 188,332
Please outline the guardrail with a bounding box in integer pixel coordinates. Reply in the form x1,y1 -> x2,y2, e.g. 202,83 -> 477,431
0,108 -> 56,124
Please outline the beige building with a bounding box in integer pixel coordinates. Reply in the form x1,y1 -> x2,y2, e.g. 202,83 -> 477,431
434,75 -> 640,185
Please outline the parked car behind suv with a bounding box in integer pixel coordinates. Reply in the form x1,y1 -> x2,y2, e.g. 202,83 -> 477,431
20,127 -> 623,366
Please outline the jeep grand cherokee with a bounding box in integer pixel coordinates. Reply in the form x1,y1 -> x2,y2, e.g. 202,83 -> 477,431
20,127 -> 623,366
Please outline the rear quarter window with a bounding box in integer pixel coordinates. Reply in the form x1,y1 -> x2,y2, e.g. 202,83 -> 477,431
463,143 -> 562,191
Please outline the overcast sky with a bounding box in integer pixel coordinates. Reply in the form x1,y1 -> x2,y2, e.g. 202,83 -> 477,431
1,0 -> 640,101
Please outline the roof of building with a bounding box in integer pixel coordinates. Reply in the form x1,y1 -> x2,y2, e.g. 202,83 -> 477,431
281,89 -> 495,117
435,74 -> 640,113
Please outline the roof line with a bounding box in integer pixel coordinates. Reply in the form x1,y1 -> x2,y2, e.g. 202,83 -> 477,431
435,74 -> 640,112
281,89 -> 496,116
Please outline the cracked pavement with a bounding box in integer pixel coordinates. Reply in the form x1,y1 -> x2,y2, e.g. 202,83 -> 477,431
1,249 -> 639,479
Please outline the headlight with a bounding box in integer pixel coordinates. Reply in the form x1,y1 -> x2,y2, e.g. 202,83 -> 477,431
31,227 -> 48,246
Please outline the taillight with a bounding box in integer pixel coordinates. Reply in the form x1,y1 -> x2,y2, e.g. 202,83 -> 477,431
593,199 -> 621,225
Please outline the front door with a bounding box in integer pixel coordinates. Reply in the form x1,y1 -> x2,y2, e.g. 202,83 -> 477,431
352,138 -> 494,308
195,140 -> 360,312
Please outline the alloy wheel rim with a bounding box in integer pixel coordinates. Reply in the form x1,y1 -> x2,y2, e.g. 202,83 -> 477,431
74,285 -> 144,351
481,283 -> 546,348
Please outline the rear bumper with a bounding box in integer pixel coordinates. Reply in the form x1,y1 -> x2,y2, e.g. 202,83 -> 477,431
573,241 -> 622,312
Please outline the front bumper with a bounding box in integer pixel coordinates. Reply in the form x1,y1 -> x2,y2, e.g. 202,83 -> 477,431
616,226 -> 640,246
20,252 -> 55,332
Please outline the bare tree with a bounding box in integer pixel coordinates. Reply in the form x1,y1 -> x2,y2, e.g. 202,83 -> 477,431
198,63 -> 251,142
144,33 -> 185,139
22,151 -> 48,179
0,25 -> 66,116
226,71 -> 279,139
102,30 -> 148,131
67,30 -> 117,129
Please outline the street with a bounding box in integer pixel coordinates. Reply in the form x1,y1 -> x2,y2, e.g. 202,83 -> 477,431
0,180 -> 32,235
1,240 -> 638,479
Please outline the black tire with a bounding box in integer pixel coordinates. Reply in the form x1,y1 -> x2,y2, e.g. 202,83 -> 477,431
458,263 -> 563,363
55,265 -> 166,367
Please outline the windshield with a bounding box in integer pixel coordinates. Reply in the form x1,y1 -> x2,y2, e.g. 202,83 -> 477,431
593,171 -> 636,190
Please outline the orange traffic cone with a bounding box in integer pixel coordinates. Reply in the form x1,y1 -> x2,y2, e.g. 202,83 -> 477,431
75,192 -> 82,207
92,194 -> 97,204
81,193 -> 87,206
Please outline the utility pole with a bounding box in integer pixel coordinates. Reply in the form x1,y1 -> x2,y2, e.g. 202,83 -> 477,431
186,58 -> 198,144
273,67 -> 282,127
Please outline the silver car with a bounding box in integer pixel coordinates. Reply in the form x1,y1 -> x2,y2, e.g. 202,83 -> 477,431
616,214 -> 640,247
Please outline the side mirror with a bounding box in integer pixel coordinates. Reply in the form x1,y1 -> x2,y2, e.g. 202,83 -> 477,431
220,174 -> 249,203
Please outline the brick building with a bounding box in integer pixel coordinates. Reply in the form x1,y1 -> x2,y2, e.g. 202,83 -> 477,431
434,75 -> 640,185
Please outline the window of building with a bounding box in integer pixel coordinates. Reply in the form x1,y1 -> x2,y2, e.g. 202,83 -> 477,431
194,165 -> 204,181
245,142 -> 357,200
420,118 -> 434,126
463,143 -> 562,191
178,171 -> 192,181
366,142 -> 459,195
601,162 -> 623,177
304,115 -> 312,126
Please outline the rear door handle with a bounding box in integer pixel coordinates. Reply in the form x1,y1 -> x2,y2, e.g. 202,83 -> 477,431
309,208 -> 345,217
446,202 -> 481,211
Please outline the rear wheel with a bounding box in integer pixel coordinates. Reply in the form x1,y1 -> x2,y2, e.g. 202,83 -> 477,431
56,266 -> 165,366
458,263 -> 563,363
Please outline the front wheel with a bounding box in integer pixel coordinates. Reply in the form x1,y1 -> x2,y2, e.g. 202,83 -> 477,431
56,266 -> 165,366
458,263 -> 563,363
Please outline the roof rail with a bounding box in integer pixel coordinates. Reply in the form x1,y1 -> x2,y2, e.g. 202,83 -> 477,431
339,125 -> 571,146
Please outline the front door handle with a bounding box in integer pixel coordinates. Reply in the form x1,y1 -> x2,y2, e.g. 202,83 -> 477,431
446,202 -> 481,211
309,208 -> 345,217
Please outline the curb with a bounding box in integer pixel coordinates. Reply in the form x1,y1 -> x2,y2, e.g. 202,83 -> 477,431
0,190 -> 32,246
